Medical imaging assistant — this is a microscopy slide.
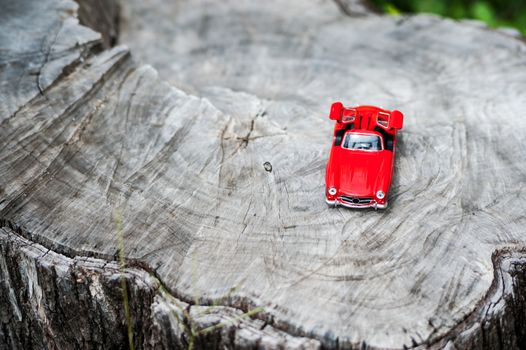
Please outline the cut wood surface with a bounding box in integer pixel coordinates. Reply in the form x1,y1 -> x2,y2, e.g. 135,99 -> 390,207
1,0 -> 526,348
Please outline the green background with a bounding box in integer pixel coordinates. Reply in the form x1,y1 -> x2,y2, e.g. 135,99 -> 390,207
370,0 -> 526,35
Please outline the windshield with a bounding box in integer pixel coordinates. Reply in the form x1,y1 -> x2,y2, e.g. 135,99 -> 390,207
342,133 -> 382,151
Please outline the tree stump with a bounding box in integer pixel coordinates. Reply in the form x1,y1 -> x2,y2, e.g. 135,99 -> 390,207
1,0 -> 526,348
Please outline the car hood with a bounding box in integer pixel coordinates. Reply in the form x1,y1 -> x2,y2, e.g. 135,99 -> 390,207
335,150 -> 392,197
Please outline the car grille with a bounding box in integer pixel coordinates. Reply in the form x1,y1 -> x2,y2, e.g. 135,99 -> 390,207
339,196 -> 374,205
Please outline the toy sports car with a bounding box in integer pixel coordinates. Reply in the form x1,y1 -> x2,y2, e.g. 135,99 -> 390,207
325,103 -> 404,209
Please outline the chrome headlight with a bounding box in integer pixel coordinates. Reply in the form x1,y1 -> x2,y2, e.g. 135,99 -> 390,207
376,191 -> 385,199
328,187 -> 337,196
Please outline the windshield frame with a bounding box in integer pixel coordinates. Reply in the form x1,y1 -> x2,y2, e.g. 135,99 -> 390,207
341,131 -> 384,152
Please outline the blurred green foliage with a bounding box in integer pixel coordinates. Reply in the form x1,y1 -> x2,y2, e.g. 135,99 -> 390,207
370,0 -> 526,35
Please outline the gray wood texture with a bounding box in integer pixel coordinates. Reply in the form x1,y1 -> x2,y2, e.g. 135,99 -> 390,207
0,226 -> 320,349
1,0 -> 526,348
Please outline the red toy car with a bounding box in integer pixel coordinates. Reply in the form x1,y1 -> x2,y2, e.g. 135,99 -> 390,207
325,103 -> 404,209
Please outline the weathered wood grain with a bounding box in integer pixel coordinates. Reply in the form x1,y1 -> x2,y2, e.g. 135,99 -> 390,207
77,0 -> 120,49
118,0 -> 526,347
0,0 -> 99,122
1,0 -> 526,348
0,226 -> 320,349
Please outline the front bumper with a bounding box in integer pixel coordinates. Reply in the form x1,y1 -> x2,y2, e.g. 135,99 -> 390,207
325,197 -> 387,210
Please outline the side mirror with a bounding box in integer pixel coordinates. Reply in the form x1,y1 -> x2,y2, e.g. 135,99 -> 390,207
329,102 -> 343,121
390,110 -> 404,130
